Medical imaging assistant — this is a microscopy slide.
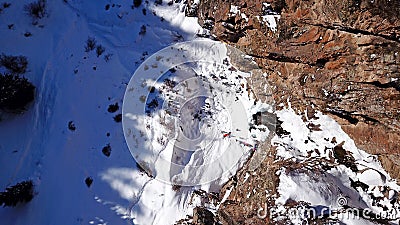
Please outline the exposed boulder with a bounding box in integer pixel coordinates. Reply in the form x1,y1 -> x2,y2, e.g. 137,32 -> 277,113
193,207 -> 218,225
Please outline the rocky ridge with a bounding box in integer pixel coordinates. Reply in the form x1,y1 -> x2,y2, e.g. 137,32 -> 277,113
192,0 -> 399,185
184,0 -> 400,224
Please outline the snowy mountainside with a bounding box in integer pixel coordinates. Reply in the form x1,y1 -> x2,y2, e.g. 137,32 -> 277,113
0,0 -> 399,225
122,39 -> 272,189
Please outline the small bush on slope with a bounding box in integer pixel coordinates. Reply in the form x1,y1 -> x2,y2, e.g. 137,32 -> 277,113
0,73 -> 35,112
0,180 -> 34,207
96,45 -> 105,57
24,0 -> 47,24
133,0 -> 142,8
0,54 -> 28,74
85,37 -> 96,52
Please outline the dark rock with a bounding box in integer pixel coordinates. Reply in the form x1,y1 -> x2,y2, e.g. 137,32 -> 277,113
113,114 -> 122,122
107,103 -> 119,113
102,144 -> 111,157
192,207 -> 217,225
85,177 -> 93,188
333,142 -> 358,172
68,121 -> 76,131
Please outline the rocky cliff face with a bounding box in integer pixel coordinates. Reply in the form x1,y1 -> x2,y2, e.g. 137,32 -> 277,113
187,0 -> 399,224
192,0 -> 399,181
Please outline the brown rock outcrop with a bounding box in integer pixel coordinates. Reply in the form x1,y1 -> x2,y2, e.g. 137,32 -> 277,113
184,1 -> 400,224
193,0 -> 400,182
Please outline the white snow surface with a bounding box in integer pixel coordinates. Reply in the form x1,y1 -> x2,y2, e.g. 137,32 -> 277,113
0,1 -> 204,225
273,107 -> 400,224
123,39 -> 271,189
0,1 -> 271,225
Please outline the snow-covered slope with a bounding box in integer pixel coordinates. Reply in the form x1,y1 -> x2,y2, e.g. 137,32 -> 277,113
122,39 -> 272,187
0,1 -> 205,224
0,1 -> 273,224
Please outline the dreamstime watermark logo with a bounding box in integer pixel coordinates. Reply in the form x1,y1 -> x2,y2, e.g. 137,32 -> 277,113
336,195 -> 348,207
257,196 -> 400,221
122,39 -> 275,186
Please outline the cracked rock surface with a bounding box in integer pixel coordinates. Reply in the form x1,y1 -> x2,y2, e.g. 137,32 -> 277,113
192,0 -> 399,182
